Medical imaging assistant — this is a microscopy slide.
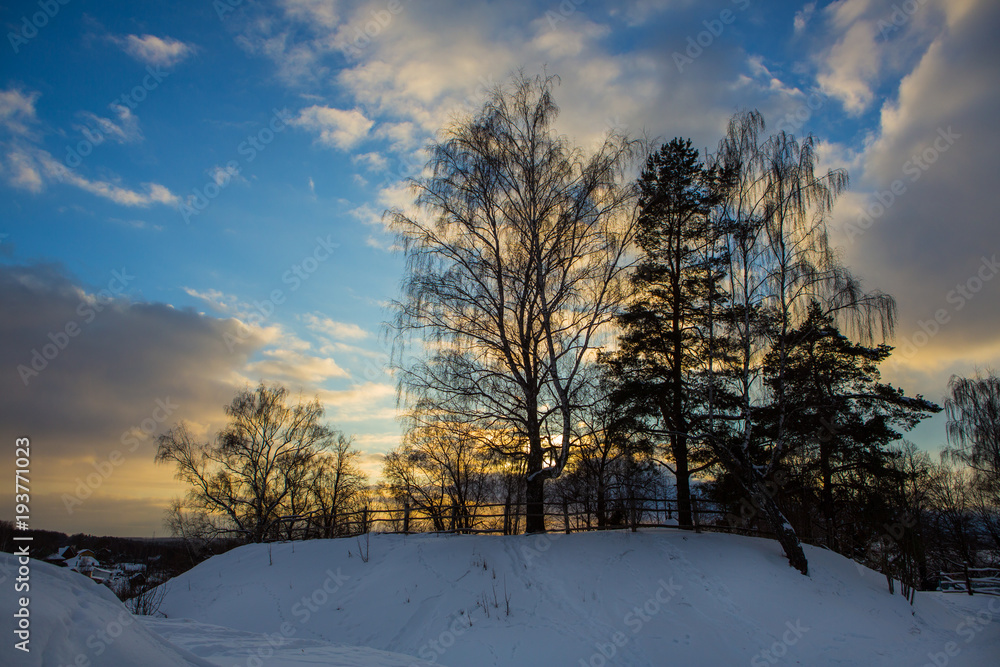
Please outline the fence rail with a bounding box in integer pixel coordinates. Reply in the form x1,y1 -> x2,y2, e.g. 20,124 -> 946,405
938,567 -> 1000,596
270,497 -> 774,542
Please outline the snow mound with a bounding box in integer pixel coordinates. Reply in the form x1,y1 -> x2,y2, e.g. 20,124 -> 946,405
0,552 -> 443,667
157,530 -> 1000,666
0,552 -> 212,667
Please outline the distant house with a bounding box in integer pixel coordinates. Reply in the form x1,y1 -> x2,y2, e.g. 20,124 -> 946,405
43,546 -> 76,567
88,567 -> 114,585
48,547 -> 108,582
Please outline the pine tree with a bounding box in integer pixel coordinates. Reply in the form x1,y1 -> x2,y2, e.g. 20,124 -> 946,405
605,139 -> 725,529
760,301 -> 940,549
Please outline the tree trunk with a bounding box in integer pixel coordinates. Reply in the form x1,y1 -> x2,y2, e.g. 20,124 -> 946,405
755,487 -> 809,575
526,427 -> 546,533
723,446 -> 810,575
596,478 -> 607,528
819,438 -> 836,549
674,434 -> 693,530
525,476 -> 546,533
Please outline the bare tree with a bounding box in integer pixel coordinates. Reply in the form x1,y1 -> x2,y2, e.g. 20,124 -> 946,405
384,416 -> 492,531
945,370 -> 1000,550
156,383 -> 335,543
308,435 -> 368,538
704,111 -> 896,574
945,371 -> 1000,483
389,73 -> 640,532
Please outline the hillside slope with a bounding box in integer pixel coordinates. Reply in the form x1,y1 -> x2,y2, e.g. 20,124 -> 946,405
0,553 -> 214,667
156,530 -> 1000,666
0,553 -> 439,667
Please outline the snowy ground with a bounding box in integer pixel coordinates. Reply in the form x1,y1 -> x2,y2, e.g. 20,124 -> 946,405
155,530 -> 1000,666
4,530 -> 999,666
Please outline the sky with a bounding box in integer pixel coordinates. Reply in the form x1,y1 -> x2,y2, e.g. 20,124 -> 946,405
0,0 -> 997,537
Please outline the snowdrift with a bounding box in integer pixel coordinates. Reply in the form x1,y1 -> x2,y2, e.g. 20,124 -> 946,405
0,552 -> 439,667
0,552 -> 213,667
156,530 -> 1000,666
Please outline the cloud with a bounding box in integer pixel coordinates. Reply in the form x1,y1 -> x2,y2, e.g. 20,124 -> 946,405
209,163 -> 246,186
245,347 -> 350,384
373,120 -> 418,151
816,20 -> 879,113
291,105 -> 374,149
118,34 -> 196,68
317,381 -> 396,423
35,150 -> 180,207
281,0 -> 340,27
76,104 -> 143,145
829,0 -> 1000,397
2,148 -> 43,192
0,263 -> 262,535
303,313 -> 368,340
794,2 -> 817,33
0,87 -> 179,207
0,88 -> 40,137
352,151 -> 389,172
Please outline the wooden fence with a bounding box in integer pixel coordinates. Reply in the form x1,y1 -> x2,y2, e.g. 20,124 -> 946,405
273,497 -> 776,541
938,567 -> 1000,596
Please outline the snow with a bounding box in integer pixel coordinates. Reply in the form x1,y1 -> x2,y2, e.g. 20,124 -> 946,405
0,553 -> 437,667
0,553 -> 214,667
142,618 -> 442,666
5,531 -> 998,666
154,530 -> 1000,666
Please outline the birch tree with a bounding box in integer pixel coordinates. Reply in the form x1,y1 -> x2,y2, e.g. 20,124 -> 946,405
389,73 -> 639,532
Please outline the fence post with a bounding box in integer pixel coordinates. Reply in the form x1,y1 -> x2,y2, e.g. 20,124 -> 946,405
403,502 -> 410,534
362,506 -> 369,534
563,498 -> 571,534
692,497 -> 701,533
964,563 -> 974,595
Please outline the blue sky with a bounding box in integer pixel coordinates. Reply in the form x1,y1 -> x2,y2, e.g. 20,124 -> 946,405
2,0 -> 998,536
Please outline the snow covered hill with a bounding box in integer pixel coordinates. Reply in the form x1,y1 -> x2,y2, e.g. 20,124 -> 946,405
0,553 -> 213,667
0,553 -> 438,667
153,530 -> 1000,666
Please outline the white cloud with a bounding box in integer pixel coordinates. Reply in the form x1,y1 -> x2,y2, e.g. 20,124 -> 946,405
816,20 -> 880,114
246,347 -> 350,384
827,0 -> 1000,398
0,146 -> 180,206
0,87 -> 178,206
76,104 -> 143,145
794,2 -> 817,33
0,88 -> 39,137
2,149 -> 42,192
291,105 -> 374,150
350,203 -> 381,227
373,121 -> 418,151
281,0 -> 340,27
36,150 -> 180,206
352,151 -> 389,172
316,382 -> 396,422
209,163 -> 246,186
303,313 -> 368,340
119,34 -> 196,68
183,287 -> 243,314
